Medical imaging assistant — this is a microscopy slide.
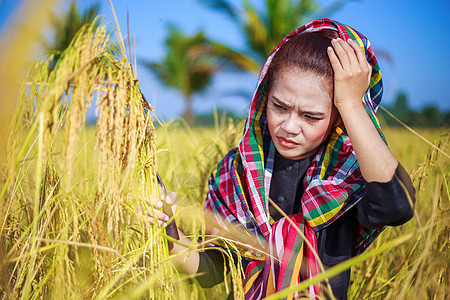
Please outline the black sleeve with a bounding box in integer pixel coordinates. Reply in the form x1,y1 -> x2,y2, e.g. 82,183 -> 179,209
196,247 -> 252,288
196,249 -> 227,288
357,163 -> 416,229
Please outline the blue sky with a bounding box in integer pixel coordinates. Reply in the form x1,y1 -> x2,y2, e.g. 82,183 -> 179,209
1,0 -> 449,121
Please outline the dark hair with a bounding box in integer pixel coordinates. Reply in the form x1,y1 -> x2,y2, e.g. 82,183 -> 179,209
266,29 -> 339,91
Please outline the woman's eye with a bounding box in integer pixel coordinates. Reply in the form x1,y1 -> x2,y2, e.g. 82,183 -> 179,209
273,103 -> 287,111
273,103 -> 286,110
305,115 -> 320,121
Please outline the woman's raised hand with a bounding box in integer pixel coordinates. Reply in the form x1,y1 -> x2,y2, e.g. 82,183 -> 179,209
326,37 -> 398,183
139,191 -> 179,227
327,38 -> 372,111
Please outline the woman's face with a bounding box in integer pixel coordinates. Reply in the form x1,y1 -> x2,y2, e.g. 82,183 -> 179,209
267,69 -> 339,160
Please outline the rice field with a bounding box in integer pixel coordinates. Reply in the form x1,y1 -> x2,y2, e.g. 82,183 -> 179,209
154,119 -> 449,299
0,6 -> 449,300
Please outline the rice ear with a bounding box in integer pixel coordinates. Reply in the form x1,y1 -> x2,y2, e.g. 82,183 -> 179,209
0,13 -> 181,298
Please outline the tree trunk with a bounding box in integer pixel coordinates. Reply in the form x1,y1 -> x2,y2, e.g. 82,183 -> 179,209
183,97 -> 195,126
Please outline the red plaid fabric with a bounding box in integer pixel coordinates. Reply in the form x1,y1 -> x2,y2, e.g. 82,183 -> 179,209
204,19 -> 385,299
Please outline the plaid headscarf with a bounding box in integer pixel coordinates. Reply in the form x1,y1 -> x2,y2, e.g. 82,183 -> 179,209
204,18 -> 385,299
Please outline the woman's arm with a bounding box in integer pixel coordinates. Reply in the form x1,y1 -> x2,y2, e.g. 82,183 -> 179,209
144,192 -> 239,288
327,38 -> 398,183
143,192 -> 199,275
327,38 -> 415,227
357,163 -> 416,228
168,230 -> 200,275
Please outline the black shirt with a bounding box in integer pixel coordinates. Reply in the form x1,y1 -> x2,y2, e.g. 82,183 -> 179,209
196,152 -> 415,299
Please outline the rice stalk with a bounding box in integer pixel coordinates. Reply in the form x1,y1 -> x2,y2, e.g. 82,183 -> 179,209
0,10 -> 184,299
348,130 -> 449,299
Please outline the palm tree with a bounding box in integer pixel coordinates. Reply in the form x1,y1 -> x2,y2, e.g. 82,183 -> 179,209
199,0 -> 352,67
44,1 -> 100,66
143,23 -> 258,125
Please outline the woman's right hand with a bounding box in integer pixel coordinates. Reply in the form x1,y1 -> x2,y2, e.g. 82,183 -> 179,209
138,191 -> 200,275
139,191 -> 179,227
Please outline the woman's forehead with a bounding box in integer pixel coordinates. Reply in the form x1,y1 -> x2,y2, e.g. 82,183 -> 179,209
269,70 -> 333,110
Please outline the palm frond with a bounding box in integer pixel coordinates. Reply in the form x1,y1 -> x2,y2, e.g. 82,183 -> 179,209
198,0 -> 240,22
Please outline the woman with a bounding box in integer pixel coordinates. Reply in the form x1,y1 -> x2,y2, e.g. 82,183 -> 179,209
148,19 -> 415,299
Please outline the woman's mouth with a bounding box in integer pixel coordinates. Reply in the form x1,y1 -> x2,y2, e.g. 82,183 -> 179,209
277,137 -> 299,148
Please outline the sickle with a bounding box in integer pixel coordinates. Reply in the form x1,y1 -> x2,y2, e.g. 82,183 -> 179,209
156,172 -> 180,251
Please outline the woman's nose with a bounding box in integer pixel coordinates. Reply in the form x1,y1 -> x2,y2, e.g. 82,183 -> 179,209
280,114 -> 301,135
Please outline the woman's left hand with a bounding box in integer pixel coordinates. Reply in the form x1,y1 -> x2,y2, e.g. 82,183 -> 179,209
327,37 -> 398,183
327,38 -> 372,111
